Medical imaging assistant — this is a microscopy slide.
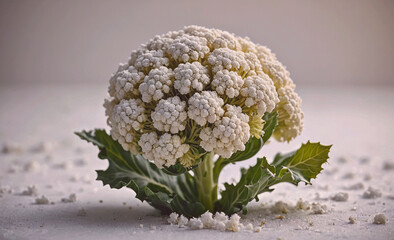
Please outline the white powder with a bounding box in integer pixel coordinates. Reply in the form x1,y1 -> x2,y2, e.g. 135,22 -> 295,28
331,192 -> 349,202
373,214 -> 387,224
362,187 -> 382,199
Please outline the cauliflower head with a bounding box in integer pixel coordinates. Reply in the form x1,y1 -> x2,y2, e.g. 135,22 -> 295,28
104,26 -> 304,168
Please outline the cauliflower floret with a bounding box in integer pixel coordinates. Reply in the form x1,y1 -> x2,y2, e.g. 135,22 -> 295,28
134,50 -> 169,72
211,70 -> 244,98
167,35 -> 210,63
273,87 -> 304,142
138,132 -> 190,168
104,98 -> 145,154
199,105 -> 250,158
151,96 -> 187,134
188,91 -> 225,126
139,66 -> 174,103
208,48 -> 249,74
173,62 -> 210,94
240,71 -> 279,115
108,64 -> 145,100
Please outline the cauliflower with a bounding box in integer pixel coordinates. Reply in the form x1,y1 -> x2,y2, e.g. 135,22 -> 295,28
104,25 -> 304,168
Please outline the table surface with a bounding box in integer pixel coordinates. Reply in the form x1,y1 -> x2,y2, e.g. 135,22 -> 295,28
0,83 -> 393,240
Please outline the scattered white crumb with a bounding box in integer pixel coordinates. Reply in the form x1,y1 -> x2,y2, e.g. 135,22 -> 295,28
77,208 -> 87,216
54,162 -> 72,170
383,161 -> 394,170
296,198 -> 311,210
30,142 -> 52,153
74,158 -> 86,167
349,216 -> 356,224
314,192 -> 329,201
168,212 -> 179,224
61,194 -> 77,203
344,183 -> 364,190
201,211 -> 215,228
189,218 -> 203,230
21,185 -> 38,196
69,175 -> 79,182
254,226 -> 261,232
311,203 -> 328,214
7,165 -> 18,173
271,201 -> 290,214
178,215 -> 188,228
331,192 -> 349,202
318,185 -> 329,191
35,195 -> 50,204
139,224 -> 143,228
337,156 -> 349,163
359,157 -> 370,164
150,225 -> 156,230
373,214 -> 387,224
226,214 -> 241,232
1,143 -> 22,154
351,206 -> 357,211
364,174 -> 372,181
0,186 -> 13,194
387,195 -> 394,200
362,187 -> 382,199
24,161 -> 39,172
342,172 -> 355,179
245,223 -> 253,231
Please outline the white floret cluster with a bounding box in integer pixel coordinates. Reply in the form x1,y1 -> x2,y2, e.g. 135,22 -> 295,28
151,96 -> 187,134
167,211 -> 261,232
104,25 -> 304,167
199,105 -> 250,158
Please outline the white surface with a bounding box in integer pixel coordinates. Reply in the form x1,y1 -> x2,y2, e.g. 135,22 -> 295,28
0,84 -> 393,240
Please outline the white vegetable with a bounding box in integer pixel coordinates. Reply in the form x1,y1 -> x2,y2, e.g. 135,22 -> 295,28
104,25 -> 304,167
151,96 -> 187,134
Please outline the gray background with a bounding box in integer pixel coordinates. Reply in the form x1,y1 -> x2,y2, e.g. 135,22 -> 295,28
1,0 -> 393,86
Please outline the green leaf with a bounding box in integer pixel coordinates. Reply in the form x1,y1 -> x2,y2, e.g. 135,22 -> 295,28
216,141 -> 331,214
215,157 -> 274,214
273,141 -> 332,184
213,111 -> 278,181
75,129 -> 205,218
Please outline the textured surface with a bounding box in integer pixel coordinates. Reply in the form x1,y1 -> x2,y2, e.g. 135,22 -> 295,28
0,84 -> 393,239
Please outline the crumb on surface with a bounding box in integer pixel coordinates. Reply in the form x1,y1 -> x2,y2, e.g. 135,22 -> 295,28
349,216 -> 356,224
363,187 -> 382,199
35,195 -> 49,205
373,214 -> 387,225
331,192 -> 349,202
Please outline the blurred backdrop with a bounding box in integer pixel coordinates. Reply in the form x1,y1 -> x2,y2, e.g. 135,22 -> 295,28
1,0 -> 393,86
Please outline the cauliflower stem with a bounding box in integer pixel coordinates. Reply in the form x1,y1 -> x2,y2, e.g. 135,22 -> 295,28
76,26 -> 332,218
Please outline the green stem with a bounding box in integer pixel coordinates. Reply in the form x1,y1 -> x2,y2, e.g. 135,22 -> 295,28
194,152 -> 216,212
